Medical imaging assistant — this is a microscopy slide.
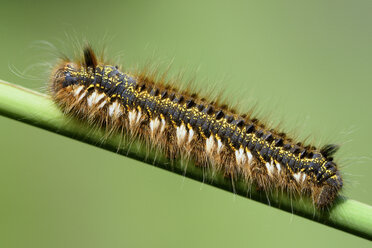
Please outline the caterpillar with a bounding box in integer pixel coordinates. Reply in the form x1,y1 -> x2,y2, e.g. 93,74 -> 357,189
49,46 -> 343,209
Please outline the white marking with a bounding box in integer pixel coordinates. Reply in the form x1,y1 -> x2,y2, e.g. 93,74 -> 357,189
176,124 -> 187,145
188,127 -> 194,143
97,100 -> 107,109
160,119 -> 166,134
150,118 -> 161,135
293,172 -> 301,183
108,102 -> 116,116
235,147 -> 246,165
235,150 -> 240,164
95,93 -> 105,103
128,110 -> 137,126
246,150 -> 253,164
265,162 -> 275,176
87,91 -> 105,107
77,91 -> 87,102
74,86 -> 84,96
293,173 -> 306,183
217,139 -> 223,154
301,173 -> 306,183
108,102 -> 121,117
136,110 -> 142,123
205,135 -> 215,154
275,162 -> 281,173
87,91 -> 97,107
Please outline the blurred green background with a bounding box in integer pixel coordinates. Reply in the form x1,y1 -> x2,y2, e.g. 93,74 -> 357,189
1,0 -> 372,247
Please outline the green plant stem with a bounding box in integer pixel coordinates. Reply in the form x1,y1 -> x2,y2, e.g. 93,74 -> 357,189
0,80 -> 371,240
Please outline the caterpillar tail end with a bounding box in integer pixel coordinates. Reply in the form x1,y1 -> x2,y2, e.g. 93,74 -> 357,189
313,171 -> 343,209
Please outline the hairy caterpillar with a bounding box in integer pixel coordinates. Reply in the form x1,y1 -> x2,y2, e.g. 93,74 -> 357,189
49,46 -> 343,209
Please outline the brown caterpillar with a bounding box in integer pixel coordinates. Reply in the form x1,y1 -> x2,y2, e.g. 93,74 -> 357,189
49,47 -> 343,209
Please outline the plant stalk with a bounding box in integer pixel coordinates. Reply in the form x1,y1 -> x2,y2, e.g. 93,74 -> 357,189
0,80 -> 371,240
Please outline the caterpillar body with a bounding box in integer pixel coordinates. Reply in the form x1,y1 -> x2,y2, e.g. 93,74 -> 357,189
50,47 -> 343,209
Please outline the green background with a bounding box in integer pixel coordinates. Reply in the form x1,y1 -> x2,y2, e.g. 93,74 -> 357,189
1,0 -> 371,247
